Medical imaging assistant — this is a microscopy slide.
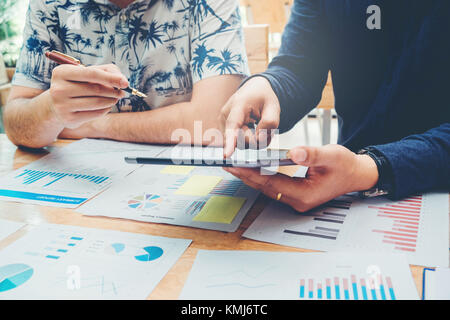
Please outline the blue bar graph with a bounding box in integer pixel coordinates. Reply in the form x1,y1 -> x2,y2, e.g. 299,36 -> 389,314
361,282 -> 368,300
299,282 -> 305,298
380,284 -> 386,300
326,281 -> 331,299
15,169 -> 110,187
334,277 -> 340,300
371,288 -> 377,300
299,275 -> 397,300
351,275 -> 359,300
389,288 -> 396,300
317,287 -> 322,299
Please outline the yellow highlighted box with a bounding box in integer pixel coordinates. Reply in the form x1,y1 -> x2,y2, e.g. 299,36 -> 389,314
175,175 -> 222,196
161,165 -> 195,175
193,196 -> 246,224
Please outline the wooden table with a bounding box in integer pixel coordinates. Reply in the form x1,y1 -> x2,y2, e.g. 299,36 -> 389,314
0,134 -> 446,299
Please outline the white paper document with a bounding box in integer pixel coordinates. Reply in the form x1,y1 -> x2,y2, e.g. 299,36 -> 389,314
0,139 -> 153,208
423,267 -> 450,300
0,223 -> 191,299
0,219 -> 25,241
243,193 -> 449,267
180,251 -> 419,300
77,164 -> 260,232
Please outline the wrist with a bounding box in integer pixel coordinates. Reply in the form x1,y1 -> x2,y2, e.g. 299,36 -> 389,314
43,90 -> 65,130
353,154 -> 379,191
88,114 -> 110,139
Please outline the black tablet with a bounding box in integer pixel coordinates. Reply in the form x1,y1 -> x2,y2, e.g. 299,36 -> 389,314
125,149 -> 295,168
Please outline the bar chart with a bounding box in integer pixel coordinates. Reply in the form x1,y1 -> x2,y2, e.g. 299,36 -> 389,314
209,179 -> 244,196
283,196 -> 353,240
180,251 -> 419,300
25,234 -> 84,260
244,192 -> 449,267
368,195 -> 422,253
15,169 -> 110,187
0,140 -> 144,208
299,274 -> 396,300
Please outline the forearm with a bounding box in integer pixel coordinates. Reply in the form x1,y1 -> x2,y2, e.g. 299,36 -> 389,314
4,90 -> 64,148
85,101 -> 222,146
369,124 -> 450,199
260,0 -> 331,132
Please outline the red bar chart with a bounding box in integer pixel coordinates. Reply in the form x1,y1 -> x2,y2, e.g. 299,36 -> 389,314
368,195 -> 422,253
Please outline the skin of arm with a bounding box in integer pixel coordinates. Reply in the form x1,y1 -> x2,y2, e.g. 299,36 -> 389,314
4,88 -> 62,148
4,74 -> 242,148
59,74 -> 243,146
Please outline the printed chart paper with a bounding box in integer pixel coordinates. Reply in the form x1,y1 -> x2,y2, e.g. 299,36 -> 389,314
0,219 -> 25,241
0,224 -> 191,299
179,251 -> 418,300
423,268 -> 450,300
77,164 -> 260,232
0,139 -> 154,208
244,193 -> 449,267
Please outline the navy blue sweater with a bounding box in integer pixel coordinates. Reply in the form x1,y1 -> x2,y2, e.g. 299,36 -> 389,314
260,0 -> 450,199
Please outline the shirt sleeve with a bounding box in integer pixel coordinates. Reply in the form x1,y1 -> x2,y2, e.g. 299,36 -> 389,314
260,0 -> 331,132
369,123 -> 450,200
189,0 -> 250,83
12,0 -> 63,90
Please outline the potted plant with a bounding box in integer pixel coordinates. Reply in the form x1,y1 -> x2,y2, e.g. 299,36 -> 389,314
1,0 -> 26,79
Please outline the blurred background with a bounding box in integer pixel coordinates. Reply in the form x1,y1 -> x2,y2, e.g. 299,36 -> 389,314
0,0 -> 338,147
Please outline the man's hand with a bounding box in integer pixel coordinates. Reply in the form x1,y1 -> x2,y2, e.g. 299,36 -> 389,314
49,64 -> 128,129
220,76 -> 281,158
224,145 -> 379,212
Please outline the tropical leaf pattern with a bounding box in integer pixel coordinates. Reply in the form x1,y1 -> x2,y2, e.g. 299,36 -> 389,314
13,0 -> 249,112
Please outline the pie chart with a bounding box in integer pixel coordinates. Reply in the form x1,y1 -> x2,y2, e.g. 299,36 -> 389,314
128,194 -> 163,210
135,246 -> 164,262
0,263 -> 34,292
105,243 -> 125,255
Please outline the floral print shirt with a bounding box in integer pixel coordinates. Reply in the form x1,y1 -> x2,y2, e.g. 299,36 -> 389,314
13,0 -> 249,112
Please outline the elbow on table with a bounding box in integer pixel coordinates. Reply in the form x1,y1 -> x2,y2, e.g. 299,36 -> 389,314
4,121 -> 52,150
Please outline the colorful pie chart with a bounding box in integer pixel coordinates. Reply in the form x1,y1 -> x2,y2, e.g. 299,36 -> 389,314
0,263 -> 34,292
135,246 -> 164,262
128,194 -> 163,210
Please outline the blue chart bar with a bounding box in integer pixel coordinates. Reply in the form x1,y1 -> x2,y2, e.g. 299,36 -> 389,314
46,255 -> 59,259
308,279 -> 314,299
351,275 -> 359,300
70,237 -> 83,241
334,277 -> 340,300
361,279 -> 368,300
380,285 -> 386,300
15,169 -> 110,187
299,280 -> 305,298
389,288 -> 396,300
371,288 -> 377,300
386,277 -> 396,300
326,279 -> 331,299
